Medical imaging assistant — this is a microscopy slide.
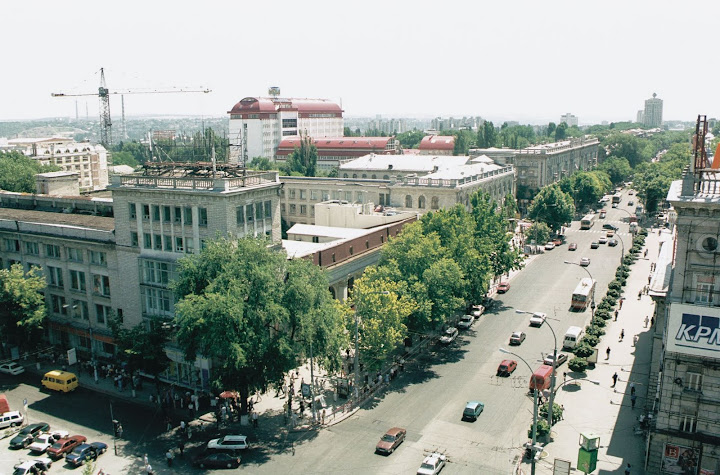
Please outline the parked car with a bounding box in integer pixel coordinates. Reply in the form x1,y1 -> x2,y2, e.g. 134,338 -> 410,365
529,312 -> 547,327
462,401 -> 484,421
417,452 -> 447,475
9,423 -> 51,449
603,223 -> 619,231
0,362 -> 25,375
509,331 -> 526,345
606,230 -> 615,238
12,458 -> 52,475
457,315 -> 474,330
598,237 -> 608,244
471,305 -> 485,317
193,451 -> 242,469
47,435 -> 87,459
568,243 -> 577,251
28,431 -> 69,453
208,435 -> 248,451
497,359 -> 517,376
580,257 -> 591,267
543,352 -> 569,367
612,203 -> 618,208
590,241 -> 600,249
439,327 -> 459,344
65,442 -> 108,467
608,239 -> 618,247
497,282 -> 510,293
552,235 -> 565,245
628,200 -> 634,206
545,242 -> 555,250
628,190 -> 634,195
375,427 -> 406,455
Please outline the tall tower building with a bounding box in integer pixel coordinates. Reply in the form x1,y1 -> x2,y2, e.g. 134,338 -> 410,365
643,93 -> 663,128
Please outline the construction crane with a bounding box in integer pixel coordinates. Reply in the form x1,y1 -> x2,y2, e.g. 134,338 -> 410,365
51,67 -> 211,147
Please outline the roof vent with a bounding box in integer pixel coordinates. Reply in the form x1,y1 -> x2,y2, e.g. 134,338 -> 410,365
388,164 -> 393,170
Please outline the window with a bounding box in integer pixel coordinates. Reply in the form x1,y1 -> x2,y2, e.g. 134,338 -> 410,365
322,190 -> 330,201
24,242 -> 39,255
405,195 -> 413,208
5,239 -> 20,252
344,191 -> 352,201
186,237 -> 195,253
50,294 -> 67,315
174,207 -> 182,223
255,203 -> 263,220
141,288 -> 173,316
143,233 -> 152,248
687,372 -> 703,391
264,201 -> 272,219
300,189 -> 306,200
142,204 -> 150,220
89,251 -> 107,266
679,414 -> 697,433
175,237 -> 184,252
311,190 -> 318,201
47,266 -> 64,287
349,246 -> 354,255
67,247 -> 83,262
93,274 -> 111,297
153,234 -> 162,251
141,260 -> 175,286
246,204 -> 254,222
236,206 -> 245,225
73,300 -> 89,320
199,207 -> 208,226
431,196 -> 440,210
281,203 -> 286,214
95,304 -> 111,324
289,189 -> 296,199
70,270 -> 86,292
163,206 -> 171,222
152,205 -> 160,221
163,235 -> 173,251
418,195 -> 426,209
46,244 -> 60,258
131,232 -> 139,247
300,205 -> 307,215
290,204 -> 297,215
184,207 -> 193,224
129,203 -> 137,219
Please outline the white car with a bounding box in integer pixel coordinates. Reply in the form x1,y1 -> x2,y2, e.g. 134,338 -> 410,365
417,452 -> 447,474
545,242 -> 555,250
471,305 -> 485,317
208,435 -> 248,451
580,257 -> 591,266
13,457 -> 52,475
0,362 -> 25,375
439,327 -> 459,344
457,315 -> 474,330
529,312 -> 547,327
28,431 -> 70,453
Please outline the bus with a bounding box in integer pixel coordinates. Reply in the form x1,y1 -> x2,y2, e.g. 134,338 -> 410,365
571,278 -> 596,311
612,193 -> 622,205
580,214 -> 595,230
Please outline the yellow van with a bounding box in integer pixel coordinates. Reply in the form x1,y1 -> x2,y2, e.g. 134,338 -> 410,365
41,370 -> 79,393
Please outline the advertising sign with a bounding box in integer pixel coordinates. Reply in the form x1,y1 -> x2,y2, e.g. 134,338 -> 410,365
666,303 -> 720,357
662,443 -> 699,474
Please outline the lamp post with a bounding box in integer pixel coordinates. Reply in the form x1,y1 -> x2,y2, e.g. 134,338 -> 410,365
563,261 -> 596,318
354,290 -> 389,400
500,347 -> 539,475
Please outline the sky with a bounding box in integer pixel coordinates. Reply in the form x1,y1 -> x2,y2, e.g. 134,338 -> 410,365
2,0 -> 718,126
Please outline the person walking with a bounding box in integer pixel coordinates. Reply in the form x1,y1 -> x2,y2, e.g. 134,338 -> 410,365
651,316 -> 655,326
644,316 -> 650,328
619,298 -> 624,310
252,410 -> 259,428
606,347 -> 611,360
612,372 -> 618,387
631,393 -> 637,408
614,309 -> 619,321
620,329 -> 625,341
178,440 -> 185,457
166,449 -> 174,467
638,290 -> 642,300
145,463 -> 154,475
630,382 -> 636,396
625,463 -> 631,474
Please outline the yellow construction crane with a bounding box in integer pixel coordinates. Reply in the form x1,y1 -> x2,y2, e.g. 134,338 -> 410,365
52,68 -> 211,147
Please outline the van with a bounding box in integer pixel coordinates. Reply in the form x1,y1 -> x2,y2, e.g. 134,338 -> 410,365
563,326 -> 584,349
462,401 -> 485,421
529,365 -> 553,392
41,370 -> 79,393
0,410 -> 23,429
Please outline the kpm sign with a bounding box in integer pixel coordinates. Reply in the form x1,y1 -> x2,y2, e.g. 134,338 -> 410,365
667,303 -> 720,357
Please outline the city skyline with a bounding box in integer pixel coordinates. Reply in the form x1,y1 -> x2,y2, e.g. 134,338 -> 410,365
2,0 -> 718,125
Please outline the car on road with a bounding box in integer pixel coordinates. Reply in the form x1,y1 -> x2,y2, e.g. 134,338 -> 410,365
529,312 -> 547,327
568,243 -> 577,251
509,331 -> 526,345
598,237 -> 608,244
496,359 -> 517,376
439,327 -> 459,344
497,282 -> 510,293
606,230 -> 615,238
47,435 -> 86,459
0,362 -> 25,375
28,431 -> 69,453
545,242 -> 555,250
13,458 -> 52,475
629,190 -> 634,195
457,315 -> 474,330
417,452 -> 447,475
608,239 -> 618,247
376,427 -> 406,455
580,257 -> 591,267
193,451 -> 242,469
599,210 -> 606,219
471,305 -> 485,317
603,223 -> 619,231
543,352 -> 569,367
462,401 -> 484,421
208,435 -> 248,452
628,200 -> 634,206
590,241 -> 599,249
9,422 -> 51,449
65,442 -> 108,467
612,203 -> 618,208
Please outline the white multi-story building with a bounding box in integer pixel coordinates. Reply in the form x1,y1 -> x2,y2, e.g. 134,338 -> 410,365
560,113 -> 578,127
644,93 -> 664,128
228,97 -> 343,162
1,137 -> 109,191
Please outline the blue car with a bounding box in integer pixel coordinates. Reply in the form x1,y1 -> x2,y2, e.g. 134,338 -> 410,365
65,442 -> 107,466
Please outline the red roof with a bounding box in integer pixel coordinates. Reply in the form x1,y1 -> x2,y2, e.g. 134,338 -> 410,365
276,137 -> 395,158
419,135 -> 455,150
228,97 -> 277,114
229,97 -> 342,115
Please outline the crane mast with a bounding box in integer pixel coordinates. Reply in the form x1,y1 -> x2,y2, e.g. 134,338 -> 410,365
99,68 -> 112,147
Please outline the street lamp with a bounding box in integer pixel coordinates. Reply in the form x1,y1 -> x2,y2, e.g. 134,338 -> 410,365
354,290 -> 389,400
563,261 -> 596,318
500,347 -> 540,475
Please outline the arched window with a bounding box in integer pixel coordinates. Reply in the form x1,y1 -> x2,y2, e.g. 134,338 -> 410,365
371,174 -> 377,179
383,175 -> 390,180
362,174 -> 367,179
343,173 -> 349,178
418,195 -> 426,209
431,196 -> 440,209
405,195 -> 412,208
352,174 -> 358,178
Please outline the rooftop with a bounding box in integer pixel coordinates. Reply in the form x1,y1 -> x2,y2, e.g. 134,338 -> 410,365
418,135 -> 455,150
339,153 -> 469,172
0,207 -> 114,231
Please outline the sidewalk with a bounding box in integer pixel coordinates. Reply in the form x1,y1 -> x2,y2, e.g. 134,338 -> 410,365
522,228 -> 664,474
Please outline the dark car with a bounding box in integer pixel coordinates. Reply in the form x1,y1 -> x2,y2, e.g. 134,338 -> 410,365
65,442 -> 107,466
9,422 -> 50,449
47,435 -> 86,459
602,223 -> 619,231
608,239 -> 618,247
192,451 -> 242,469
375,427 -> 406,455
590,241 -> 600,249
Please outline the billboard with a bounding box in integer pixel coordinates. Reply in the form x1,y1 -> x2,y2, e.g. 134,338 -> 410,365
662,443 -> 698,474
667,303 -> 720,357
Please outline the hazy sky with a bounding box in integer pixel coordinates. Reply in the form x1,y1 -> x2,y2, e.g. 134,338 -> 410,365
2,0 -> 717,125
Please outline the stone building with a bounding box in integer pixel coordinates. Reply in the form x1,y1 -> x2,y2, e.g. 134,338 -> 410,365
644,93 -> 664,128
275,136 -> 399,171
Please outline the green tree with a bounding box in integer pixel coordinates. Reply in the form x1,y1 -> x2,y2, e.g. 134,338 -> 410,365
343,127 -> 358,137
547,122 -> 556,138
471,192 -> 524,282
603,133 -> 643,167
0,263 -> 46,348
570,171 -> 611,209
483,121 -> 497,148
526,222 -> 551,245
554,122 -> 567,141
172,238 -> 344,412
453,131 -> 473,155
597,157 -> 632,185
248,156 -> 272,170
285,134 -> 318,177
527,185 -> 575,232
0,151 -> 60,193
110,151 -> 139,168
108,317 -> 171,387
395,130 -> 425,149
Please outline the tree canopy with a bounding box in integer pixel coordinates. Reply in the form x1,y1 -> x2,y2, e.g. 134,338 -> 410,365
527,184 -> 575,232
109,317 -> 171,385
284,134 -> 318,176
0,263 -> 46,348
0,151 -> 60,193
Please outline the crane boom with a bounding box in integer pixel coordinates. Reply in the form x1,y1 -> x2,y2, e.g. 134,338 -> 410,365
52,88 -> 211,97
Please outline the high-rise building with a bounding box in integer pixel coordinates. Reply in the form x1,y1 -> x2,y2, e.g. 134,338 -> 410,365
643,93 -> 663,128
560,113 -> 578,127
637,110 -> 645,124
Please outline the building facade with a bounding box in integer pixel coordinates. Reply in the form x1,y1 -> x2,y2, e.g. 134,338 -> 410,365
560,113 -> 578,127
227,97 -> 343,161
275,137 -> 399,171
644,93 -> 664,128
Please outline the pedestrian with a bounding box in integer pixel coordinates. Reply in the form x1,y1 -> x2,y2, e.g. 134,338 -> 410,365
252,410 -> 258,428
606,347 -> 611,360
563,372 -> 567,383
166,449 -> 174,467
644,249 -> 648,258
146,463 -> 155,475
644,316 -> 650,328
631,393 -> 637,408
178,440 -> 185,457
620,329 -> 625,341
165,416 -> 172,432
612,372 -> 618,387
651,316 -> 655,326
630,382 -> 636,395
321,409 -> 326,425
633,334 -> 639,346
187,425 -> 192,440
614,309 -> 619,321
648,275 -> 651,284
638,290 -> 642,300
143,453 -> 148,466
619,298 -> 624,310
625,463 -> 631,474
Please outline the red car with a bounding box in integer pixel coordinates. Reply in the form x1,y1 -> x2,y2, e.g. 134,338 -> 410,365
47,435 -> 86,459
375,427 -> 406,455
497,359 -> 517,376
568,243 -> 577,251
497,282 -> 510,293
